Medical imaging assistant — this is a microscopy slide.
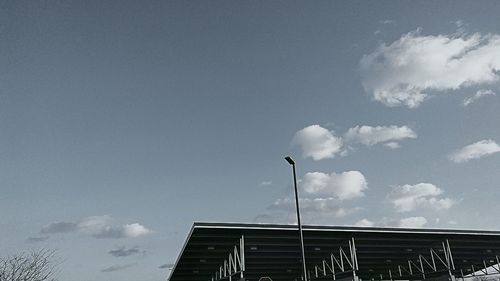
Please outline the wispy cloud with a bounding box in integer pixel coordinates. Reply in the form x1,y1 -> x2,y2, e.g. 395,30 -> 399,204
101,263 -> 136,273
40,216 -> 152,239
159,263 -> 174,269
387,183 -> 456,212
361,29 -> 500,108
397,216 -> 427,228
259,181 -> 272,186
354,218 -> 375,227
26,236 -> 49,243
380,19 -> 395,25
108,246 -> 143,257
354,217 -> 428,228
449,139 -> 500,163
344,125 -> 416,147
463,89 -> 496,106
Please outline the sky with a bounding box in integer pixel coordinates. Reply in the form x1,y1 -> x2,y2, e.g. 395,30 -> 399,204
1,1 -> 500,281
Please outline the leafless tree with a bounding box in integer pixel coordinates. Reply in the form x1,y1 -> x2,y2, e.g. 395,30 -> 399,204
0,249 -> 58,281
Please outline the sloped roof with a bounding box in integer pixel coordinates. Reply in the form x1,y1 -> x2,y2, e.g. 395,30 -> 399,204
168,222 -> 500,281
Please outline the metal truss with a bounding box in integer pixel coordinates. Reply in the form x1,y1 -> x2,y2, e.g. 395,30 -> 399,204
458,255 -> 500,280
377,240 -> 455,281
211,235 -> 245,281
311,238 -> 359,280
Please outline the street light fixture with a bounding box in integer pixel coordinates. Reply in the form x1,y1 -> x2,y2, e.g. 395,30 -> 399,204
284,156 -> 308,281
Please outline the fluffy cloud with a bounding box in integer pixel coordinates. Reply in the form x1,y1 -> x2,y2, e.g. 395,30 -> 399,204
398,217 -> 427,228
265,170 -> 367,224
93,223 -> 152,239
361,30 -> 500,108
293,124 -> 417,160
40,216 -> 152,239
300,171 -> 367,200
463,89 -> 496,106
108,246 -> 142,257
292,125 -> 343,160
344,125 -> 417,146
387,183 -> 456,212
449,139 -> 500,163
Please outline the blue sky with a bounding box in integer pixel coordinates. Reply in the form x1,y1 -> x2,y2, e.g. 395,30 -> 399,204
2,1 -> 500,281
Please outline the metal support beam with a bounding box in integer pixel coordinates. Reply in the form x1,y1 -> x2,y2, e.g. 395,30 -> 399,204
211,236 -> 245,281
312,238 -> 358,281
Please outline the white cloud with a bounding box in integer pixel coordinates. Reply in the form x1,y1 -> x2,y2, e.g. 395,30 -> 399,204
387,183 -> 456,212
40,216 -> 152,239
292,125 -> 343,160
463,89 -> 496,106
301,171 -> 367,200
449,139 -> 500,163
269,197 -> 355,218
398,217 -> 427,228
93,223 -> 153,239
361,30 -> 500,108
344,125 -> 416,146
293,124 -> 416,161
384,142 -> 401,149
264,170 -> 367,224
354,218 -> 375,227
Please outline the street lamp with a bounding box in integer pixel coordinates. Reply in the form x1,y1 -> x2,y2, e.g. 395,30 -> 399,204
284,156 -> 308,281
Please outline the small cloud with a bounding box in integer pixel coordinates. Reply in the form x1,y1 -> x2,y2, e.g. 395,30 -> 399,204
354,219 -> 375,227
93,223 -> 152,239
40,216 -> 153,239
398,216 -> 427,228
463,89 -> 496,106
159,263 -> 174,269
387,183 -> 456,212
292,125 -> 343,160
101,263 -> 136,273
449,139 -> 500,163
108,246 -> 142,257
259,181 -> 272,186
448,220 -> 458,225
26,236 -> 49,243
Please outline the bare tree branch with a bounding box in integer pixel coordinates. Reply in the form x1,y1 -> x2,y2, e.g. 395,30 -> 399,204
0,249 -> 58,281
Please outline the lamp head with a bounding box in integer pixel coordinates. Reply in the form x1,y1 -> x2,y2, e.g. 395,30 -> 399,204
284,156 -> 295,165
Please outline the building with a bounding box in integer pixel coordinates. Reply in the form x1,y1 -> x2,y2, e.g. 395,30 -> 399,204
168,222 -> 500,281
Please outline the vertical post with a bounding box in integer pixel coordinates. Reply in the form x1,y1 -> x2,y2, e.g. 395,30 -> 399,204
286,156 -> 308,281
240,235 -> 245,279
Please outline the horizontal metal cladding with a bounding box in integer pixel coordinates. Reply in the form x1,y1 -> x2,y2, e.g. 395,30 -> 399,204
168,223 -> 500,281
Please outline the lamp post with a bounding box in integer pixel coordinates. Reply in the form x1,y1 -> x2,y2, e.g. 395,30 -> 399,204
284,156 -> 308,281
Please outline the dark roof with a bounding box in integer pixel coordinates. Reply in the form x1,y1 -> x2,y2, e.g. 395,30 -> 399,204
168,222 -> 500,281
